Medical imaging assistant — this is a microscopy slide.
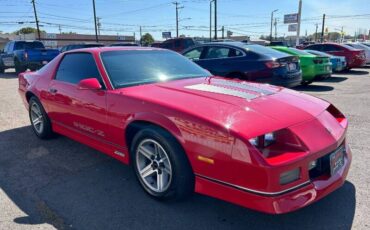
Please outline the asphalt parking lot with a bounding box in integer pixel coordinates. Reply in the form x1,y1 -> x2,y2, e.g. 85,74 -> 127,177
0,68 -> 369,230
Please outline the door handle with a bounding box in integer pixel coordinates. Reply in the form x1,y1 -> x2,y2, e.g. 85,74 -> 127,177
49,88 -> 57,94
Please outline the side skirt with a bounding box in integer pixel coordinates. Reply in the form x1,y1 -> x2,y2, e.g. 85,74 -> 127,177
52,121 -> 129,164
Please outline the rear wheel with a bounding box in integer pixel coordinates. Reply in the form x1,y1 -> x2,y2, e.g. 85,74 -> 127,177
131,127 -> 194,200
29,97 -> 54,139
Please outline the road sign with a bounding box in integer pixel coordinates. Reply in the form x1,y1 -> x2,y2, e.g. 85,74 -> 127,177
44,33 -> 57,47
288,24 -> 298,32
162,32 -> 171,39
284,13 -> 298,24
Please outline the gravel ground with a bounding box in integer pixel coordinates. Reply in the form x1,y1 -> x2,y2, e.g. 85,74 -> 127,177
0,68 -> 369,230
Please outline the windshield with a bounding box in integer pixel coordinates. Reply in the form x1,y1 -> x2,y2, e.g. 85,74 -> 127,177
14,41 -> 44,50
287,48 -> 312,56
101,50 -> 211,88
341,44 -> 358,50
305,50 -> 332,57
244,44 -> 289,58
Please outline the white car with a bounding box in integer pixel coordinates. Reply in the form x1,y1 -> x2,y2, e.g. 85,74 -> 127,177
345,43 -> 370,64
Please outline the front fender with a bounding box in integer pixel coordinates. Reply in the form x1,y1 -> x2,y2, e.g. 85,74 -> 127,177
124,111 -> 184,144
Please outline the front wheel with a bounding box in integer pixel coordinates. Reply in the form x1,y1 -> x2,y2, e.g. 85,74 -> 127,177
29,97 -> 54,139
131,127 -> 194,201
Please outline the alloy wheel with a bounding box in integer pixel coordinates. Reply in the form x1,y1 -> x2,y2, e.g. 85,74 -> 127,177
136,139 -> 172,193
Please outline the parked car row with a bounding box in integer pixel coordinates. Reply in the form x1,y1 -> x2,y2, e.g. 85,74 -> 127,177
2,39 -> 367,90
180,41 -> 368,88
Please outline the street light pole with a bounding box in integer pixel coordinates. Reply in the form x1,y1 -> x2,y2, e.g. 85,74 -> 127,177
296,0 -> 302,46
270,9 -> 278,42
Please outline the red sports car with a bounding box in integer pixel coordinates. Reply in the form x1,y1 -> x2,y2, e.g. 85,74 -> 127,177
304,43 -> 366,70
18,47 -> 351,214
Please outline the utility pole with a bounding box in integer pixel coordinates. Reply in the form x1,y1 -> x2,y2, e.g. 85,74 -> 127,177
209,0 -> 214,41
97,17 -> 101,35
274,18 -> 277,40
214,0 -> 217,40
296,0 -> 302,46
139,26 -> 142,45
173,2 -> 184,38
321,14 -> 325,43
92,0 -> 98,42
31,0 -> 41,40
222,26 -> 224,39
315,23 -> 318,42
58,25 -> 62,34
270,9 -> 278,42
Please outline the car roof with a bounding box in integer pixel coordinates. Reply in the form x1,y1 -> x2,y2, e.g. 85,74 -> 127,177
65,46 -> 164,54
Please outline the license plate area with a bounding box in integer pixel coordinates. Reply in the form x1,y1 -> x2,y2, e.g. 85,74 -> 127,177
330,147 -> 345,176
287,63 -> 296,71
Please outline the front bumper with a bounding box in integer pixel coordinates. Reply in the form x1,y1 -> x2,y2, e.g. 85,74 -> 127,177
195,143 -> 352,214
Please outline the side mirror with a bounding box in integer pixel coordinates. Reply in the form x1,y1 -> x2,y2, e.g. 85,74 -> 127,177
77,78 -> 102,90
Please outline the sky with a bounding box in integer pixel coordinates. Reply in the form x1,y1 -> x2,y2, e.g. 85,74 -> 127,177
0,0 -> 369,40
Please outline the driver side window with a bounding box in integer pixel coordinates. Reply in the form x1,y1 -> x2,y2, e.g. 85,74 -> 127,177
55,53 -> 104,87
184,47 -> 204,60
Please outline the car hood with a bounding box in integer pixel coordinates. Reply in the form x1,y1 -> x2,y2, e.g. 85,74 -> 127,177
119,77 -> 330,138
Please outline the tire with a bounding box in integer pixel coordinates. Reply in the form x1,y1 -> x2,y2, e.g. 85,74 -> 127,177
15,59 -> 26,74
130,127 -> 194,201
29,97 -> 54,139
0,60 -> 5,74
301,80 -> 313,86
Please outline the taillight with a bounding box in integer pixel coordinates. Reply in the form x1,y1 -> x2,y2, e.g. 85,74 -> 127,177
265,61 -> 281,68
23,52 -> 28,60
327,104 -> 346,126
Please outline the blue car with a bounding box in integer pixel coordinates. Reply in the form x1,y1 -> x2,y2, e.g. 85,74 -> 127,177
182,42 -> 303,88
305,49 -> 346,72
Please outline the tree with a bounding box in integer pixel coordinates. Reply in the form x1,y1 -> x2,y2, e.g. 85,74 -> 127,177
140,33 -> 154,46
14,27 -> 43,35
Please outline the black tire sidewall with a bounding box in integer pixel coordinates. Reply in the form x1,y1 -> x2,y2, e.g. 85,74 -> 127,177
130,127 -> 194,200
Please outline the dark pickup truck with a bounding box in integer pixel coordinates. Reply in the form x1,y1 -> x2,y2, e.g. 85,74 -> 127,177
0,40 -> 59,74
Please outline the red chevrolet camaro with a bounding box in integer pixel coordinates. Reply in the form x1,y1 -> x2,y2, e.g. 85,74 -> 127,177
18,47 -> 351,214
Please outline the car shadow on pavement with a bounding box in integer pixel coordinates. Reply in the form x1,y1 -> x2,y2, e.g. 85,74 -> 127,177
320,76 -> 348,83
0,72 -> 18,79
0,126 -> 356,230
294,85 -> 334,92
336,70 -> 369,76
